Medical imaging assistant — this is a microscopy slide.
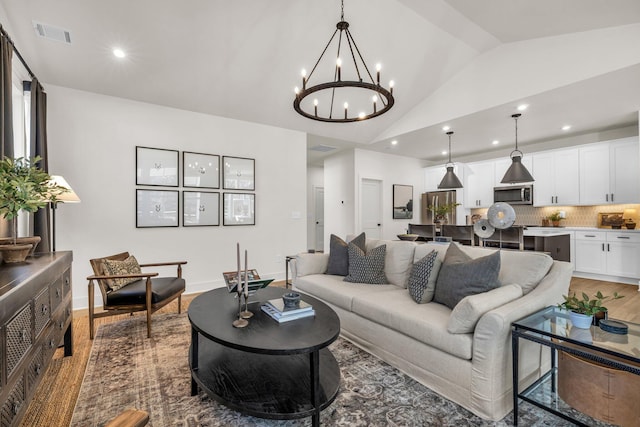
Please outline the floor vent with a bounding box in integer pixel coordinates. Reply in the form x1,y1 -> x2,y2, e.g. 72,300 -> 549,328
33,21 -> 72,44
309,145 -> 337,152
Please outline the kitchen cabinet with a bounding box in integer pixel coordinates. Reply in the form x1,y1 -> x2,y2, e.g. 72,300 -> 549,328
574,230 -> 640,279
464,161 -> 494,208
579,138 -> 640,205
532,148 -> 580,206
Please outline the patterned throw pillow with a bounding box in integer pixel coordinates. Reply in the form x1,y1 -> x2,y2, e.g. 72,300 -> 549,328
326,232 -> 366,276
102,255 -> 142,292
344,243 -> 387,284
407,250 -> 441,303
433,244 -> 501,309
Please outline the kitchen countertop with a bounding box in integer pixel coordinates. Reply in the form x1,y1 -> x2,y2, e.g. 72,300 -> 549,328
525,226 -> 640,234
523,228 -> 572,237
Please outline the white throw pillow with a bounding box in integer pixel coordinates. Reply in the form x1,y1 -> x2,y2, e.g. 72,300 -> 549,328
447,284 -> 523,334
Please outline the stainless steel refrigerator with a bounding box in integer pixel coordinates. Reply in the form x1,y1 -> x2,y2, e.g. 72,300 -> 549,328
421,190 -> 457,224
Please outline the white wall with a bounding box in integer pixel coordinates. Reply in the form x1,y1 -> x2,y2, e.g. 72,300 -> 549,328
45,85 -> 307,310
323,148 -> 424,246
306,166 -> 324,251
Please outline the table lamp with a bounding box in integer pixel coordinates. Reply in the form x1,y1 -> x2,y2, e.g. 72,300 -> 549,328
49,175 -> 80,251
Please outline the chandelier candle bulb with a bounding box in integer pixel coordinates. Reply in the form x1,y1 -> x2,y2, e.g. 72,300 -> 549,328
372,96 -> 377,113
390,80 -> 395,94
337,58 -> 342,81
376,63 -> 381,84
344,102 -> 348,119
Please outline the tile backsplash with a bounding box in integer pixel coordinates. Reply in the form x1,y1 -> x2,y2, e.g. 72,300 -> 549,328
471,204 -> 640,228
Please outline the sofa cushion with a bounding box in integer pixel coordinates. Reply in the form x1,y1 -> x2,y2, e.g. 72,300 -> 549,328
106,277 -> 185,305
102,255 -> 141,292
294,273 -> 398,311
413,242 -> 449,264
294,253 -> 329,277
433,244 -> 501,309
344,243 -> 387,284
457,245 -> 553,295
407,250 -> 441,303
369,240 -> 417,288
447,284 -> 523,334
326,233 -> 365,276
351,289 -> 473,360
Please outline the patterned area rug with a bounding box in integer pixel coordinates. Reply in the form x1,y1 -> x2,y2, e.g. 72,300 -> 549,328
71,313 -> 608,426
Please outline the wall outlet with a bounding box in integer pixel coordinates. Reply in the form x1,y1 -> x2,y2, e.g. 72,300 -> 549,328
559,211 -> 566,219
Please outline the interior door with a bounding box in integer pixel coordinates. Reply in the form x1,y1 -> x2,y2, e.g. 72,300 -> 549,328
314,187 -> 324,252
361,179 -> 382,239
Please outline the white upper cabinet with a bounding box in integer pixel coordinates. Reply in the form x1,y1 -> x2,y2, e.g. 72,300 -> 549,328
464,161 -> 494,208
579,137 -> 639,205
532,148 -> 580,207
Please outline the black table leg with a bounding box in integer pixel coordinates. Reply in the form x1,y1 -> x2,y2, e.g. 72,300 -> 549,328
64,322 -> 73,357
310,350 -> 320,426
512,331 -> 519,426
191,326 -> 199,396
551,347 -> 556,393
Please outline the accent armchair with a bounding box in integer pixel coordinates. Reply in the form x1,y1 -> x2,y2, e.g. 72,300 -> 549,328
87,252 -> 187,339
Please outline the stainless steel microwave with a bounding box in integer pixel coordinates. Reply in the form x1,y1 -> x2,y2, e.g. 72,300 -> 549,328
493,185 -> 533,205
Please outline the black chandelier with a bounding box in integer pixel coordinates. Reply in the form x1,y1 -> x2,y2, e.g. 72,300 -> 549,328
500,113 -> 535,184
293,0 -> 395,123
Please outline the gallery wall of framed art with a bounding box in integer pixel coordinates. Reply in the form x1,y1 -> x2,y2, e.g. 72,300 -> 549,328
135,146 -> 255,227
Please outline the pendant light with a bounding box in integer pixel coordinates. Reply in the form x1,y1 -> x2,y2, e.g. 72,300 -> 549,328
438,131 -> 463,189
501,113 -> 534,184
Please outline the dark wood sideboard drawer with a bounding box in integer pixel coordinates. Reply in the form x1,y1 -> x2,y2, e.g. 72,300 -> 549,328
49,276 -> 64,313
6,305 -> 32,379
0,374 -> 24,427
34,288 -> 51,338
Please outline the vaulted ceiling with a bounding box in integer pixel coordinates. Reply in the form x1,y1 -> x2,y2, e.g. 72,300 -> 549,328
2,0 -> 639,165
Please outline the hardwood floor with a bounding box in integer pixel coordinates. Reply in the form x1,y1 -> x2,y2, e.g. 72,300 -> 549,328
19,278 -> 639,427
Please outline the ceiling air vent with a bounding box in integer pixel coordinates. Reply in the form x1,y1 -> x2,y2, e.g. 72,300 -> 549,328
33,21 -> 72,44
309,145 -> 337,153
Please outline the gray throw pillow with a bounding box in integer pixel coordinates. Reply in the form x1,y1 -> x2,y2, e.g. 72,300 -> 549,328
344,243 -> 387,284
326,232 -> 365,276
407,250 -> 441,303
433,244 -> 501,309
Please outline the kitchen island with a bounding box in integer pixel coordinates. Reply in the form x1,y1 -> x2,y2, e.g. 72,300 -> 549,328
522,227 -> 571,262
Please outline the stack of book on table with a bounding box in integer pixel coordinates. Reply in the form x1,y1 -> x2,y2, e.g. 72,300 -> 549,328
261,298 -> 315,323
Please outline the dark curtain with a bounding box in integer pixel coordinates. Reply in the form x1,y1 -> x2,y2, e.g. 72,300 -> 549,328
0,30 -> 14,238
30,78 -> 51,252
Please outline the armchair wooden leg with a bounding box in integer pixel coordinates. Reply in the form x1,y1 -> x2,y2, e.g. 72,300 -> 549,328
178,294 -> 182,314
146,277 -> 152,338
89,280 -> 95,340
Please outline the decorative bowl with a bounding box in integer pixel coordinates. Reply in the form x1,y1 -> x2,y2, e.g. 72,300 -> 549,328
397,234 -> 419,241
282,292 -> 301,308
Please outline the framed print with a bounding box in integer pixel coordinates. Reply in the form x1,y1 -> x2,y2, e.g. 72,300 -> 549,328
392,184 -> 413,219
183,151 -> 220,188
136,146 -> 179,187
223,156 -> 255,190
136,189 -> 179,228
183,191 -> 220,226
223,193 -> 255,226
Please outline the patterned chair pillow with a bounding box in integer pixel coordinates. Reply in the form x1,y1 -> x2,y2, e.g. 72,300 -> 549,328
407,250 -> 441,303
344,243 -> 387,284
102,255 -> 142,292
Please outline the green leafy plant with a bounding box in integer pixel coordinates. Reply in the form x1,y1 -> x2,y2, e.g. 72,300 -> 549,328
548,211 -> 563,221
558,291 -> 624,316
0,156 -> 66,244
430,202 -> 460,217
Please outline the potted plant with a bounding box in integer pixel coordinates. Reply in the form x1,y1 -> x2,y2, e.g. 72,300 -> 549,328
548,211 -> 563,227
558,291 -> 624,329
0,156 -> 66,263
430,202 -> 460,224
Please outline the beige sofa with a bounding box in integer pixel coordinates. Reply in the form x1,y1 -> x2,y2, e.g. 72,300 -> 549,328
290,238 -> 573,421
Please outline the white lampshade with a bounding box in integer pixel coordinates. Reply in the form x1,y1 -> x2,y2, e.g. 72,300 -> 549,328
49,175 -> 81,203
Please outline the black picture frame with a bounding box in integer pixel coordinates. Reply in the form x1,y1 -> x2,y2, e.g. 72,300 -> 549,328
222,156 -> 255,190
136,189 -> 179,228
183,191 -> 220,226
183,151 -> 220,189
136,146 -> 179,187
223,193 -> 255,226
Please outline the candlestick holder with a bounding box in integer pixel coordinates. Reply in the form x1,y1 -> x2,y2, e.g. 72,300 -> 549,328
232,293 -> 248,328
241,293 -> 253,319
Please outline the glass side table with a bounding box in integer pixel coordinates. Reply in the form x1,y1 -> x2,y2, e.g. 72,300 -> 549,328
512,306 -> 640,426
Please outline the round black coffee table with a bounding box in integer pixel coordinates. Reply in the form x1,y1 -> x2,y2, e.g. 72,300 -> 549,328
188,287 -> 341,426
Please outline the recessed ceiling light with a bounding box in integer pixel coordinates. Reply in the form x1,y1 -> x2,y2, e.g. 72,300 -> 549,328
517,104 -> 528,111
442,150 -> 447,156
442,126 -> 450,131
113,48 -> 126,58
492,140 -> 499,145
562,125 -> 571,131
391,140 -> 398,145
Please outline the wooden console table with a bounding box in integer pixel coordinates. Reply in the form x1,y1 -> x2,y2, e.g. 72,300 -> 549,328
0,251 -> 73,427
